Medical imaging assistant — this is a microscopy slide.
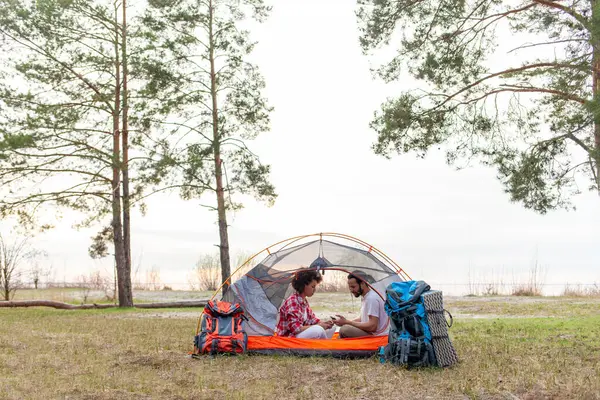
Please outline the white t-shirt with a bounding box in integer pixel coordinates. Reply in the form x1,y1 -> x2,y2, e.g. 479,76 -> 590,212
361,290 -> 390,336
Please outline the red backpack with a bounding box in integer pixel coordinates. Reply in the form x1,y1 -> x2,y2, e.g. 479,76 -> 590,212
194,300 -> 248,355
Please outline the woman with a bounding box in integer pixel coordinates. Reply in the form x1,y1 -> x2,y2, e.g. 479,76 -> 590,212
275,269 -> 334,339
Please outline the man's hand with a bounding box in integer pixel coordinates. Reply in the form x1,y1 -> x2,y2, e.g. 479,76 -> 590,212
333,314 -> 349,326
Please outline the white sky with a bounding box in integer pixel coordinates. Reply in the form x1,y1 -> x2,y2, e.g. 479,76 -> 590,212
4,0 -> 599,294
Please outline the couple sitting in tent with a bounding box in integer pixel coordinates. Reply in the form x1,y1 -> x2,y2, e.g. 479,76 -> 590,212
275,269 -> 389,339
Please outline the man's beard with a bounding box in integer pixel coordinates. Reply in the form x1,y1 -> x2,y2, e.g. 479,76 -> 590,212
352,292 -> 361,298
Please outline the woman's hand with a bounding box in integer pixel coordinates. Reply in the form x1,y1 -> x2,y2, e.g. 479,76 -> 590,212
318,320 -> 333,330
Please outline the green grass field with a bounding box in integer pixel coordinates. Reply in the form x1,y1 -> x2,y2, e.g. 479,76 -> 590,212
1,292 -> 599,399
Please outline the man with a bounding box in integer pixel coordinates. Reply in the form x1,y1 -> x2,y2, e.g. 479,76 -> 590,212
333,272 -> 390,338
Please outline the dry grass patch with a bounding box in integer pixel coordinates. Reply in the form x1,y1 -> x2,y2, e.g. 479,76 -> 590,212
12,288 -> 213,304
511,286 -> 543,297
12,287 -> 107,303
1,301 -> 599,399
562,283 -> 600,298
446,296 -> 600,318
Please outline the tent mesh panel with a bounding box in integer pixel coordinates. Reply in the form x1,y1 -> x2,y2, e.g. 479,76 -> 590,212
225,238 -> 404,335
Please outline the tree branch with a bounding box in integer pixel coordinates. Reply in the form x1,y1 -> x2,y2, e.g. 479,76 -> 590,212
1,190 -> 111,208
0,28 -> 114,111
131,183 -> 215,205
508,38 -> 590,54
531,0 -> 590,30
567,132 -> 592,153
434,62 -> 589,106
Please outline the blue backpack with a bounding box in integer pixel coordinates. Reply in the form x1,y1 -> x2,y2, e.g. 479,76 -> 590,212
380,280 -> 437,368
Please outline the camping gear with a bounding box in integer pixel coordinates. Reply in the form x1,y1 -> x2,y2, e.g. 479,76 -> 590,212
193,233 -> 413,358
422,290 -> 459,367
381,280 -> 436,367
246,334 -> 389,358
380,280 -> 458,367
193,300 -> 248,355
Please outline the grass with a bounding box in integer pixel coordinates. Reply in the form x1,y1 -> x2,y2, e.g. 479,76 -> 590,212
562,283 -> 600,298
11,288 -> 213,304
1,294 -> 599,399
447,296 -> 600,318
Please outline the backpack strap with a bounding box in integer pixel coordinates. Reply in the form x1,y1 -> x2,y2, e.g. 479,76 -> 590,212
400,339 -> 410,365
210,338 -> 219,356
413,315 -> 423,337
444,309 -> 453,327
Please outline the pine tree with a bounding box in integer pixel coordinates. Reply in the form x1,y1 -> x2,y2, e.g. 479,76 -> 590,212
358,0 -> 600,212
0,0 -> 141,305
139,0 -> 277,293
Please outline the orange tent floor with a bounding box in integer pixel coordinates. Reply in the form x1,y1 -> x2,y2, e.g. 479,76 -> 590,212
246,333 -> 387,358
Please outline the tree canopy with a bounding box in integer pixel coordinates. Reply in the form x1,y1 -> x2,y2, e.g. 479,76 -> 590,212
358,0 -> 600,213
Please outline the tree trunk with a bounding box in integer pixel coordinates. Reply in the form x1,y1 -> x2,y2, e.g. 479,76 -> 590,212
1,247 -> 11,301
593,0 -> 600,190
2,270 -> 8,301
112,8 -> 132,308
208,0 -> 231,295
121,0 -> 132,299
114,260 -> 118,304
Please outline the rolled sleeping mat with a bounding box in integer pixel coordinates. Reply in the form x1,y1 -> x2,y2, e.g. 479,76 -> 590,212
422,290 -> 459,367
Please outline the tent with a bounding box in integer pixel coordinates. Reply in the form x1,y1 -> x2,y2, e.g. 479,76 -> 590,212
195,232 -> 411,357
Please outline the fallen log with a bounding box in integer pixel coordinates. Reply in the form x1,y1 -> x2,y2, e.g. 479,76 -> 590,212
0,300 -> 207,310
135,300 -> 207,309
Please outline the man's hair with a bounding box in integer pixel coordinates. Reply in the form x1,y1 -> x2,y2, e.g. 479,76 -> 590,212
292,269 -> 322,293
347,271 -> 373,285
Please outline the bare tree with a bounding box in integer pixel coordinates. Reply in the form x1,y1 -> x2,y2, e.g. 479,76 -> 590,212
145,265 -> 162,291
75,274 -> 93,304
29,261 -> 51,290
189,253 -> 221,292
0,233 -> 36,301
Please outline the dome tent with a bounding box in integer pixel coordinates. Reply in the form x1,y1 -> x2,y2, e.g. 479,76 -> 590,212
196,232 -> 411,357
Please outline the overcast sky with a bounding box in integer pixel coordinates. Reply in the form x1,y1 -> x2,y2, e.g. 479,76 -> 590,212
4,0 -> 599,295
